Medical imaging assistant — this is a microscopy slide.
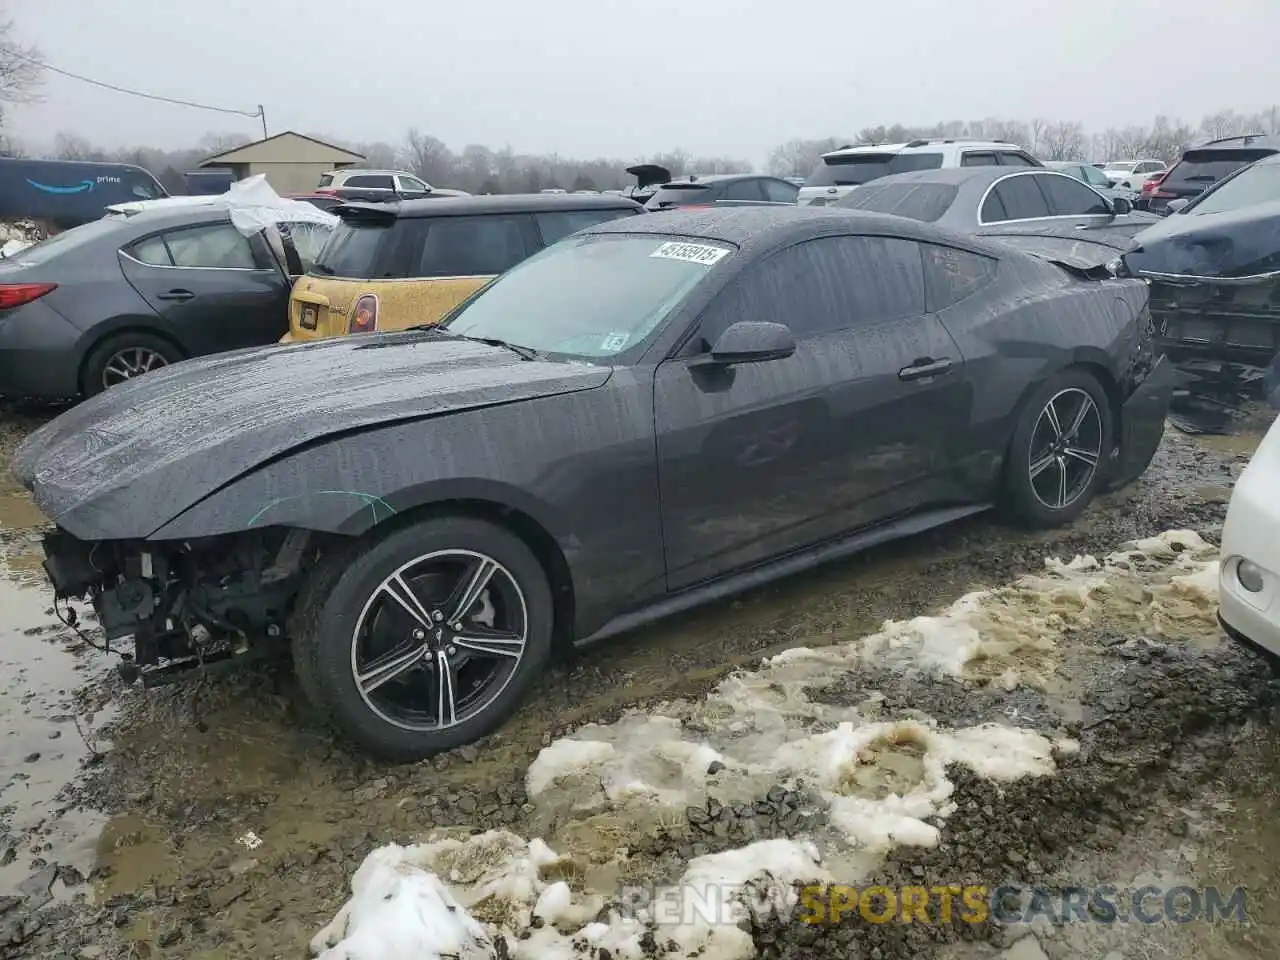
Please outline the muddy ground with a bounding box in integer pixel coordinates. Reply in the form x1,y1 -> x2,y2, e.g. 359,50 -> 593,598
0,398 -> 1277,960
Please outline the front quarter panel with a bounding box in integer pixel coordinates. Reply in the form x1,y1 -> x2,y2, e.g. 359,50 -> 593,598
151,369 -> 664,636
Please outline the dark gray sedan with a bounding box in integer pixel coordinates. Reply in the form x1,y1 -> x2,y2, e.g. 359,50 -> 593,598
834,166 -> 1159,243
17,206 -> 1173,760
0,204 -> 330,399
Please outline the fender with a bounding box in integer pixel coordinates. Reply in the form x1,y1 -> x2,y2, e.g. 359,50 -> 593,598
150,433 -> 573,547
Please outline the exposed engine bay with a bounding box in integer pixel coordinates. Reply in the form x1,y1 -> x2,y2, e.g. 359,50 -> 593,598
41,527 -> 314,686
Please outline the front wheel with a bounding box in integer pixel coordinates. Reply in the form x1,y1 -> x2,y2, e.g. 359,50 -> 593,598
1002,369 -> 1114,529
290,516 -> 553,761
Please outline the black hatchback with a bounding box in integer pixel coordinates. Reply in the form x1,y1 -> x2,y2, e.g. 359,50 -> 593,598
1140,134 -> 1280,214
0,204 -> 333,400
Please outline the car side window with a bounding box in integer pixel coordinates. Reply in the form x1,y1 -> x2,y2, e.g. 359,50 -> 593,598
158,223 -> 259,269
535,209 -> 634,246
129,235 -> 172,266
761,179 -> 799,203
694,236 -> 925,348
920,243 -> 998,311
722,179 -> 766,201
1083,166 -> 1111,187
984,175 -> 1051,222
417,215 -> 531,277
961,151 -> 999,167
1037,173 -> 1111,216
398,176 -> 429,192
345,174 -> 394,189
998,152 -> 1037,166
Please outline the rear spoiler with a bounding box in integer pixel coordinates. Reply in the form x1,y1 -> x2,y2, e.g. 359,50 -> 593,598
625,164 -> 672,189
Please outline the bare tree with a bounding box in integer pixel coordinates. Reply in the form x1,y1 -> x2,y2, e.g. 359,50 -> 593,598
403,128 -> 454,183
766,137 -> 843,177
0,14 -> 42,124
1040,121 -> 1087,160
197,131 -> 253,157
52,131 -> 105,161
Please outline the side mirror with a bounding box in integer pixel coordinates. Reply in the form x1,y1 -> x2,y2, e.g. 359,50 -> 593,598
706,321 -> 795,365
1166,197 -> 1190,214
1112,196 -> 1133,215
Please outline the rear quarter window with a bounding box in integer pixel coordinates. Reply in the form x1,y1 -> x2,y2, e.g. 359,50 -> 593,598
646,184 -> 712,208
312,221 -> 394,277
920,244 -> 997,310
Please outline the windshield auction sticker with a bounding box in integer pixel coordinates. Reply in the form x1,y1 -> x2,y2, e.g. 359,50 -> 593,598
650,241 -> 730,265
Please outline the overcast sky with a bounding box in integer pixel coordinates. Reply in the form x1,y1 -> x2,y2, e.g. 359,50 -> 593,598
8,0 -> 1279,164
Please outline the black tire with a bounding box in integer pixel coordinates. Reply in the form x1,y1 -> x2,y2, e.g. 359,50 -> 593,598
81,331 -> 183,397
290,515 -> 553,762
1002,368 -> 1114,529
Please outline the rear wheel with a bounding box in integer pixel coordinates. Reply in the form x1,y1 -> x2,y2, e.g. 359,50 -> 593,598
81,331 -> 183,397
290,516 -> 553,761
1002,369 -> 1113,528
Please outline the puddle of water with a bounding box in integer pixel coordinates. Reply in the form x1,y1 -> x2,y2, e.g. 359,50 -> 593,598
0,564 -> 114,899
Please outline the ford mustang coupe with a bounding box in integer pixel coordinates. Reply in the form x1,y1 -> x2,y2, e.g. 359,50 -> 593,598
13,207 -> 1173,760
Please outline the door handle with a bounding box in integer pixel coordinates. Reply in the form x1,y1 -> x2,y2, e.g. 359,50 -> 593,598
156,289 -> 194,301
898,358 -> 953,381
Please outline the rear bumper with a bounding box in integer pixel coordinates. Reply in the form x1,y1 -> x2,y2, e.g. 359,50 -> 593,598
0,302 -> 83,398
1110,355 -> 1174,488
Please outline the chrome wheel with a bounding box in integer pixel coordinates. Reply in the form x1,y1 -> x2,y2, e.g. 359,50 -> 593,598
1027,387 -> 1103,511
350,549 -> 528,733
102,347 -> 168,387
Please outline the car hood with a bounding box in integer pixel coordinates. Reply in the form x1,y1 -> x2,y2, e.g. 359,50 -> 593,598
13,332 -> 612,540
1122,199 -> 1280,280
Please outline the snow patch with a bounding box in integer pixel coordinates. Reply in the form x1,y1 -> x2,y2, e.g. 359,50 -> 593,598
314,530 -> 1221,959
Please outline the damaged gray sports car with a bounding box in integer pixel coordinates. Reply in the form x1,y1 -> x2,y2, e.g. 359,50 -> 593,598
13,207 -> 1174,761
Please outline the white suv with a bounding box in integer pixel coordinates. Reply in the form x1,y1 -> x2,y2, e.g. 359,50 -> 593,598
797,139 -> 1040,206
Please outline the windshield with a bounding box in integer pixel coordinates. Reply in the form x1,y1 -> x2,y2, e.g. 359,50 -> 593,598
835,181 -> 958,221
1182,161 -> 1280,215
311,220 -> 391,277
439,234 -> 730,358
805,152 -> 944,188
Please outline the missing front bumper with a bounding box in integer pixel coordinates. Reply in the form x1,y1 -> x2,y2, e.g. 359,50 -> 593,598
1111,355 -> 1175,489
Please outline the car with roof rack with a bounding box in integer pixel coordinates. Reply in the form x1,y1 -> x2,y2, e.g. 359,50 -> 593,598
797,138 -> 1041,207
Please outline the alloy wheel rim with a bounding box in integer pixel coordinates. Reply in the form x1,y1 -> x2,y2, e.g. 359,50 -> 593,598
1027,387 -> 1103,511
350,549 -> 528,733
103,347 -> 168,387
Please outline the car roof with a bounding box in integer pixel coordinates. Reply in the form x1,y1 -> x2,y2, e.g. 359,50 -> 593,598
1182,133 -> 1280,153
336,193 -> 646,220
101,204 -> 236,231
580,204 -> 1009,257
820,139 -> 1022,159
655,174 -> 775,186
852,166 -> 1048,188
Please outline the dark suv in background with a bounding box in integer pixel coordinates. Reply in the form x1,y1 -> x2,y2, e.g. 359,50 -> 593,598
643,174 -> 799,209
1140,134 -> 1280,214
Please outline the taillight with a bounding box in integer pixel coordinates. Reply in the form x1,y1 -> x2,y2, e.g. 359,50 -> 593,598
1145,172 -> 1173,197
348,294 -> 378,333
0,282 -> 57,309
314,187 -> 338,196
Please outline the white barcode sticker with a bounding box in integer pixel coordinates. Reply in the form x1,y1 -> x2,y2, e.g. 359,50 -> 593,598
649,241 -> 730,265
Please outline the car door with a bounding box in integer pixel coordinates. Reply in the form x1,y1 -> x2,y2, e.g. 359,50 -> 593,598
652,234 -> 968,590
119,220 -> 291,355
